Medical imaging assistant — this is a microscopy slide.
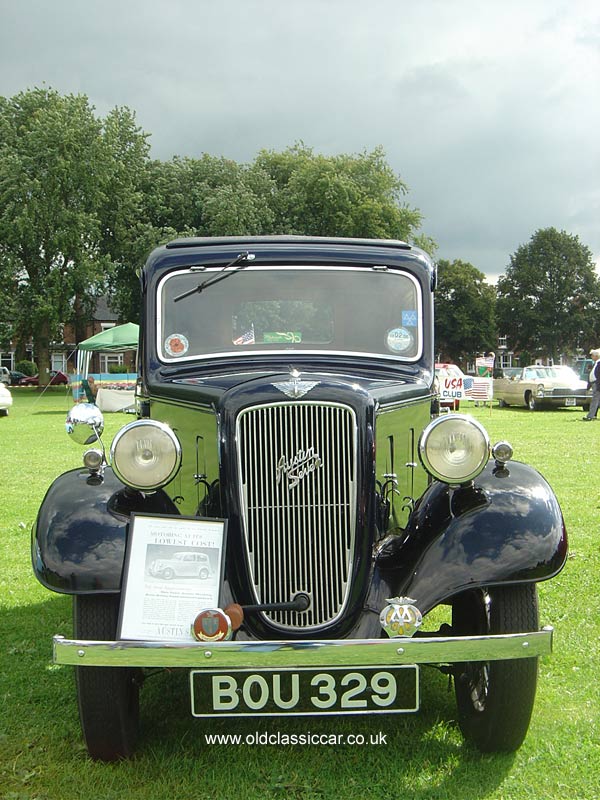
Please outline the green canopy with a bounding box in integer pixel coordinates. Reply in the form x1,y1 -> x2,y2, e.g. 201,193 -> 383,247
78,322 -> 139,352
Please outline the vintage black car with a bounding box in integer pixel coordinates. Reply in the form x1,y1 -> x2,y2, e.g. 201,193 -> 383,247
32,237 -> 568,761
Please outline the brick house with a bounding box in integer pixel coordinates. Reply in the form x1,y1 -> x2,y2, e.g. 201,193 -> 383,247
0,297 -> 135,375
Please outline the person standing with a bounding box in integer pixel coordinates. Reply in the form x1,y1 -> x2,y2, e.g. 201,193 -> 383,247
583,349 -> 600,420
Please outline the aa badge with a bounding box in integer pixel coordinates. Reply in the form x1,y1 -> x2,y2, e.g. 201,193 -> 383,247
380,597 -> 423,638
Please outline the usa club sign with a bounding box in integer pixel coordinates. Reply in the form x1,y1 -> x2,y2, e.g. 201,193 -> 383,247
439,374 -> 465,402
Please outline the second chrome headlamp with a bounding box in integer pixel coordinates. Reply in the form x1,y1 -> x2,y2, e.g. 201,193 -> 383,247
419,414 -> 490,484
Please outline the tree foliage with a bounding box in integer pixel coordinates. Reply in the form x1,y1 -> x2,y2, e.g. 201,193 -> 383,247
434,259 -> 496,365
496,228 -> 600,361
255,143 -> 432,244
0,88 -> 149,381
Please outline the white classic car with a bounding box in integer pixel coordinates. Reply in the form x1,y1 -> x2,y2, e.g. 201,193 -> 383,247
494,365 -> 590,411
0,382 -> 13,416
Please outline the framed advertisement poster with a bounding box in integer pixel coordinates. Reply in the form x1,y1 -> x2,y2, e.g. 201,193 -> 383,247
118,513 -> 227,643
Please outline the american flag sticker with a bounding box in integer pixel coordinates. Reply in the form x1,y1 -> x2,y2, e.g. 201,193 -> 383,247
233,325 -> 255,345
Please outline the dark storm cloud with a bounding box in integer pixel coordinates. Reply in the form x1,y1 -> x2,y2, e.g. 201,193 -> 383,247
0,0 -> 598,280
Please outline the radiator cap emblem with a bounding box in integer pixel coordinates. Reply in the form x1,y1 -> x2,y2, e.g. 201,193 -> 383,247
380,597 -> 423,638
273,369 -> 319,399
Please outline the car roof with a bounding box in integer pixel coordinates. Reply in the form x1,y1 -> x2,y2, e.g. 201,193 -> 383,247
165,235 -> 412,252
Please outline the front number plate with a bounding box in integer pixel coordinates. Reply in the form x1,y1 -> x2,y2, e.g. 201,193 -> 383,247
565,397 -> 576,406
190,665 -> 419,717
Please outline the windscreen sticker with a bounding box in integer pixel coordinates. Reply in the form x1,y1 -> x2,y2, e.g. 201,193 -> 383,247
386,327 -> 413,353
263,331 -> 302,343
402,310 -> 418,327
165,333 -> 189,357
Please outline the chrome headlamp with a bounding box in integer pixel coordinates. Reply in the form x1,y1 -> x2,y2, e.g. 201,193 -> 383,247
419,414 -> 490,485
110,420 -> 182,491
66,403 -> 104,445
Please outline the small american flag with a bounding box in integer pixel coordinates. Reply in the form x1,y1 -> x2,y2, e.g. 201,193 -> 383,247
464,377 -> 493,400
233,325 -> 255,346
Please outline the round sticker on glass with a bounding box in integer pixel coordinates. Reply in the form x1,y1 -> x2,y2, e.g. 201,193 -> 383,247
386,327 -> 413,353
165,333 -> 189,357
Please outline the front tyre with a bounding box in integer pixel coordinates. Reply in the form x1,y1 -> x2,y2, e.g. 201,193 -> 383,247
74,595 -> 141,761
452,584 -> 539,752
525,392 -> 538,411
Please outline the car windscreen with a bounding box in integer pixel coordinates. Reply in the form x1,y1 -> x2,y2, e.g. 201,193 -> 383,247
157,266 -> 423,363
523,368 -> 554,380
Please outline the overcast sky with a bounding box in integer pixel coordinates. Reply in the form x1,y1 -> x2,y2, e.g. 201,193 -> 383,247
1,0 -> 598,281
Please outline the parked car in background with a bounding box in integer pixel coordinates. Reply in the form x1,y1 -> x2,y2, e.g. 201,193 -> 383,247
9,370 -> 27,385
19,370 -> 69,386
0,383 -> 13,416
0,366 -> 9,385
33,236 -> 568,761
494,365 -> 590,411
434,362 -> 466,411
493,366 -> 520,381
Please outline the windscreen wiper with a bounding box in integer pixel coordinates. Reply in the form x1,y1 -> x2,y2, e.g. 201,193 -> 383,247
173,251 -> 256,302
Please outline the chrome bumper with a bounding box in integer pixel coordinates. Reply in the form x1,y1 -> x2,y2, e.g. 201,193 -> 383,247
54,627 -> 553,669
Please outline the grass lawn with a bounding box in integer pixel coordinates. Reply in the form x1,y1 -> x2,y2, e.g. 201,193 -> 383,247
0,390 -> 598,800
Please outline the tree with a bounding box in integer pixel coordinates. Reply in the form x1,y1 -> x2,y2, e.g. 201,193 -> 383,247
496,228 -> 600,362
0,88 -> 149,382
94,106 -> 151,330
0,244 -> 18,351
255,144 -> 434,248
434,259 -> 496,365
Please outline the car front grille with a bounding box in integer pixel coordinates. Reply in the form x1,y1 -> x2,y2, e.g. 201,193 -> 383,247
236,402 -> 357,631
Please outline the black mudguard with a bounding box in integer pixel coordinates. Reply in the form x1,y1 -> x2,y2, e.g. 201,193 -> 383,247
32,467 -> 179,594
374,460 -> 568,615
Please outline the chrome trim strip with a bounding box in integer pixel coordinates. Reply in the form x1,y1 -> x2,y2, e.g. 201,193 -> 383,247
157,266 -> 423,364
53,628 -> 553,668
150,395 -> 215,412
377,396 -> 434,414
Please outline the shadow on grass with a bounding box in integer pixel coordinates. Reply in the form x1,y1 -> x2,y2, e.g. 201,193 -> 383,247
29,409 -> 72,416
1,593 -> 516,800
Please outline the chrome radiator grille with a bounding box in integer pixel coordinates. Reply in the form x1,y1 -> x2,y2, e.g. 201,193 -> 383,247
236,402 -> 357,631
